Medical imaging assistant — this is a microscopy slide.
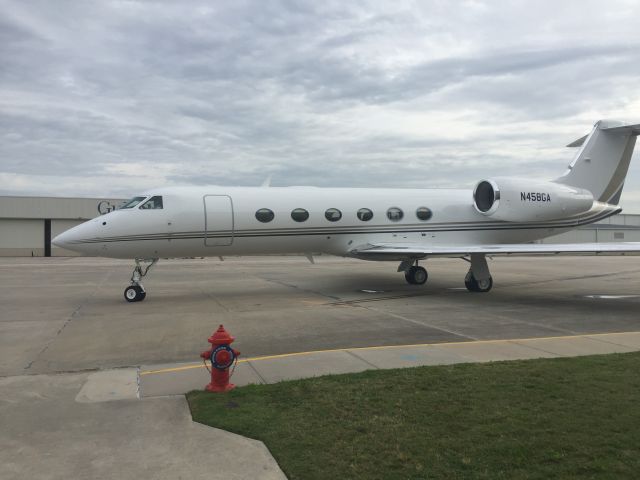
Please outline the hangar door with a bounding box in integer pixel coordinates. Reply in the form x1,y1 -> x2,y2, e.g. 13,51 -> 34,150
204,195 -> 234,246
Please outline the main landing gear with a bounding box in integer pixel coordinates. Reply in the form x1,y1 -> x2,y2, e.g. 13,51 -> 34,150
400,260 -> 429,285
124,258 -> 158,302
464,270 -> 493,292
405,265 -> 428,285
464,253 -> 493,293
398,253 -> 493,293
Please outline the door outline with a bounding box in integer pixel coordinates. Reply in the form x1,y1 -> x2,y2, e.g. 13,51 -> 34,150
203,195 -> 234,246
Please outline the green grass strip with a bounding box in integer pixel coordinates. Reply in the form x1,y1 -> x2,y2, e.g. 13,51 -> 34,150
188,352 -> 640,480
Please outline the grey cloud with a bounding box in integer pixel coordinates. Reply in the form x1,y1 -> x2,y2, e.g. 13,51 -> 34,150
287,44 -> 640,106
1,0 -> 640,210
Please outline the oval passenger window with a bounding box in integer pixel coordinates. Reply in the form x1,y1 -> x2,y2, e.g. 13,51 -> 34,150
357,208 -> 373,221
255,208 -> 275,223
325,208 -> 342,222
387,207 -> 403,222
291,208 -> 309,222
416,207 -> 433,221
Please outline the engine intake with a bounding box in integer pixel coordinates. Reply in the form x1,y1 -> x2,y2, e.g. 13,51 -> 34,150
474,180 -> 500,213
473,177 -> 593,222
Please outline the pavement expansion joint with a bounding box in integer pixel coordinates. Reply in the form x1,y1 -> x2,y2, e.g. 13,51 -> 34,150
327,292 -> 430,306
246,361 -> 268,384
344,349 -> 380,369
136,367 -> 141,399
362,304 -> 478,340
507,340 -> 565,357
584,334 -> 639,348
501,268 -> 640,288
258,275 -> 342,301
22,269 -> 113,372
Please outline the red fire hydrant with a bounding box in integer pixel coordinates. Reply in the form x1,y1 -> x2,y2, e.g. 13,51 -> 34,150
200,325 -> 240,392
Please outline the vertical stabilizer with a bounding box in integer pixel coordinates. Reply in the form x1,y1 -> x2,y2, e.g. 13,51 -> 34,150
555,120 -> 640,205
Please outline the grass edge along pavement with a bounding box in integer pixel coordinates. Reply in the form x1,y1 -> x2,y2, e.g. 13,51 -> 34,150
187,352 -> 640,480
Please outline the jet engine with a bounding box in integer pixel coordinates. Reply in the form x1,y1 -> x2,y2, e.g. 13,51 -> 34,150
472,177 -> 594,222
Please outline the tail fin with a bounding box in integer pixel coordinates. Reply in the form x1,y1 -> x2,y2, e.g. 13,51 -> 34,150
556,120 -> 640,205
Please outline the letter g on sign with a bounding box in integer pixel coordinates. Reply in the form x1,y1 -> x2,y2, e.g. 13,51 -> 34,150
97,201 -> 114,215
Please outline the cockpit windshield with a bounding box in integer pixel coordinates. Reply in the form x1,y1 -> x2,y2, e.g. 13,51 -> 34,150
119,196 -> 147,209
139,196 -> 163,210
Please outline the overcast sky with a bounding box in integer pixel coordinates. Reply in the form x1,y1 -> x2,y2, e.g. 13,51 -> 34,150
1,0 -> 640,211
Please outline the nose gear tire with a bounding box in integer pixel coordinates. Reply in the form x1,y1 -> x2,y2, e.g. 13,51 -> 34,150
124,285 -> 146,302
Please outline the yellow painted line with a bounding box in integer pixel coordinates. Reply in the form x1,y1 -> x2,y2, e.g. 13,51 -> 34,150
138,330 -> 640,376
140,363 -> 207,375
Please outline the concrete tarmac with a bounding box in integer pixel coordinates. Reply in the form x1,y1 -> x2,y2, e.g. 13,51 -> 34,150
1,255 -> 640,377
2,255 -> 640,479
0,372 -> 286,480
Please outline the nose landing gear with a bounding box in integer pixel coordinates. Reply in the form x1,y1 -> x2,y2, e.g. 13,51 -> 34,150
124,285 -> 146,302
124,258 -> 158,302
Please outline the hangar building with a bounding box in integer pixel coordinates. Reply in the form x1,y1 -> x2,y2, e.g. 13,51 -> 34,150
0,195 -> 639,256
0,196 -> 124,256
544,214 -> 640,244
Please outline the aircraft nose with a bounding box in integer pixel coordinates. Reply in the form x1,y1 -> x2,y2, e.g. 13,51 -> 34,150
52,229 -> 76,249
52,222 -> 91,252
52,216 -> 116,255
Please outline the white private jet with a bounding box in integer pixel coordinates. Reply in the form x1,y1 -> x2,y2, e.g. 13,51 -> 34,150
53,119 -> 640,302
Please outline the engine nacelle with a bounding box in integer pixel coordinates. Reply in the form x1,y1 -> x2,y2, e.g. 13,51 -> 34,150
473,177 -> 594,222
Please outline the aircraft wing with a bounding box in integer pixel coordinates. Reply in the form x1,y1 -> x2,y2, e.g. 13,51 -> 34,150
349,242 -> 640,259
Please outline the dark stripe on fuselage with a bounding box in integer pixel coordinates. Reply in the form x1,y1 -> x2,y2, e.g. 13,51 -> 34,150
68,208 -> 619,245
76,212 -> 611,241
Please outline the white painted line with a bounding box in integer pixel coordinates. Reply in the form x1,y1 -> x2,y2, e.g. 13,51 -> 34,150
585,295 -> 640,299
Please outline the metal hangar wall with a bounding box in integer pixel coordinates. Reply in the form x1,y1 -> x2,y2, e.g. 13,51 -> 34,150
0,196 -> 124,257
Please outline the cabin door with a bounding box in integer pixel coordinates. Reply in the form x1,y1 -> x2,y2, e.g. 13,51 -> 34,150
203,195 -> 234,246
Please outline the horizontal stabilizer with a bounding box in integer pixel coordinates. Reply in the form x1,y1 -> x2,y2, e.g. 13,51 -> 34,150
350,242 -> 640,260
566,134 -> 588,148
601,122 -> 640,134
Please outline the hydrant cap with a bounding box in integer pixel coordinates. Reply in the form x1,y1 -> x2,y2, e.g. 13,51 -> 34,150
209,324 -> 235,345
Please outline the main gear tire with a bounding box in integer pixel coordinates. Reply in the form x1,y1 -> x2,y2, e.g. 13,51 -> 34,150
464,270 -> 493,293
405,266 -> 428,285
